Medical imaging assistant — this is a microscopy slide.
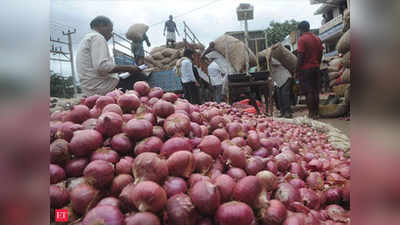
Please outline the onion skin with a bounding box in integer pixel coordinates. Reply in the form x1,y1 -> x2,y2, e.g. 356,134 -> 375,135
289,163 -> 307,180
167,151 -> 195,178
162,92 -> 178,103
116,156 -> 134,175
325,188 -> 342,204
82,118 -> 98,130
83,160 -> 115,188
166,193 -> 198,225
135,136 -> 164,155
69,130 -> 103,157
325,204 -> 348,223
96,112 -> 123,137
152,126 -> 166,140
282,213 -> 306,225
193,151 -> 213,174
50,164 -> 66,184
50,139 -> 70,165
134,81 -> 151,96
223,145 -> 247,169
198,135 -> 221,158
111,133 -> 133,154
233,176 -> 262,207
209,116 -> 227,131
95,96 -> 115,110
63,105 -> 90,124
190,111 -> 202,124
256,170 -> 278,192
231,137 -> 246,147
306,172 -> 324,190
82,205 -> 124,225
65,158 -> 89,178
84,95 -> 100,108
97,197 -> 121,209
259,200 -> 287,225
149,87 -> 164,98
216,201 -> 255,225
189,180 -> 221,215
275,183 -> 301,207
70,183 -> 99,215
111,174 -> 134,197
226,168 -> 246,182
266,161 -> 278,175
190,122 -> 202,138
253,147 -> 270,158
213,175 -> 236,202
131,181 -> 167,212
134,112 -> 157,125
160,137 -> 192,157
153,99 -> 175,118
132,152 -> 168,184
103,103 -> 123,116
289,178 -> 306,189
50,184 -> 69,209
125,212 -> 161,225
163,177 -> 188,198
56,122 -> 83,142
90,147 -> 120,164
118,94 -> 141,112
123,119 -> 153,141
164,113 -> 191,137
245,156 -> 265,175
212,128 -> 230,141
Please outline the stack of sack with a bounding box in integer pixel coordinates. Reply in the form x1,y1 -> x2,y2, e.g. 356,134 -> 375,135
145,42 -> 205,71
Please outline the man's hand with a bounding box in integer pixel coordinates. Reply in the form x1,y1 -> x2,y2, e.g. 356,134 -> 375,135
195,81 -> 200,87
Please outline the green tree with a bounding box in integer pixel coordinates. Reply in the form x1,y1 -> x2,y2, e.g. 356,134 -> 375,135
265,19 -> 300,46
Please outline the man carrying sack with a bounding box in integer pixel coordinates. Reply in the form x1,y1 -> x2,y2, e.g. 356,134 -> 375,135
295,21 -> 323,119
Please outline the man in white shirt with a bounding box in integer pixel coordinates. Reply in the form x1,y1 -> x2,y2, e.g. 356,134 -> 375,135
180,49 -> 200,104
76,16 -> 141,96
207,57 -> 224,103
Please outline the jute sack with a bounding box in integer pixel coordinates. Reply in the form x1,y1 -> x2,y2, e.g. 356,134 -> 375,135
161,57 -> 173,65
341,69 -> 350,83
329,71 -> 341,81
333,84 -> 350,97
342,52 -> 351,68
343,9 -> 350,32
214,35 -> 257,73
175,42 -> 186,49
152,52 -> 164,61
271,43 -> 298,73
337,30 -> 350,54
162,48 -> 179,58
144,56 -> 161,68
329,57 -> 343,69
126,23 -> 149,41
319,104 -> 347,118
150,46 -> 166,55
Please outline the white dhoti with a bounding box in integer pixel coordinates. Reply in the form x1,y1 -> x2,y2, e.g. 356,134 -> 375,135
166,31 -> 176,42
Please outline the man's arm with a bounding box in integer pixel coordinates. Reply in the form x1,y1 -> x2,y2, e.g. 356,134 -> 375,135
163,22 -> 167,36
174,23 -> 180,36
201,42 -> 215,59
144,34 -> 151,47
109,65 -> 140,74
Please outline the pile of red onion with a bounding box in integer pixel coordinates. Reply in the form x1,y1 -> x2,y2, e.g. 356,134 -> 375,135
50,82 -> 350,225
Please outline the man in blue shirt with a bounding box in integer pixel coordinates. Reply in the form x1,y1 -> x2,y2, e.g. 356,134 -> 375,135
163,15 -> 180,48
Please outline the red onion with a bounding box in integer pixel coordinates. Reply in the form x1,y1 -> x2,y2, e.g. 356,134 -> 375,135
148,97 -> 159,106
83,95 -> 100,108
111,174 -> 134,196
253,147 -> 270,158
132,152 -> 168,184
125,212 -> 161,225
190,137 -> 202,148
167,151 -> 195,178
83,160 -> 115,188
282,213 -> 306,225
81,118 -> 97,130
197,218 -> 213,225
342,182 -> 350,203
50,184 -> 69,208
231,137 -> 246,147
202,109 -> 220,121
289,141 -> 301,153
200,125 -> 209,137
51,111 -> 67,121
111,133 -> 133,154
198,135 -> 221,158
82,205 -> 124,225
153,99 -> 175,118
95,96 -> 115,110
303,153 -> 314,162
123,119 -> 153,141
103,103 -> 123,116
335,164 -> 350,179
50,121 -> 63,141
325,188 -> 342,204
275,183 -> 300,207
289,178 -> 306,189
56,122 -> 83,142
193,151 -> 213,174
140,96 -> 149,104
162,92 -> 178,103
289,163 -> 307,180
189,122 -> 202,138
307,159 -> 323,172
247,132 -> 261,150
325,205 -> 348,222
160,137 -> 192,157
70,183 -> 99,215
50,139 -> 70,165
260,138 -> 278,150
223,145 -> 246,169
326,173 -> 346,186
190,111 -> 202,124
97,197 -> 121,209
117,94 -> 141,113
66,177 -> 87,193
50,164 -> 66,184
106,89 -> 124,100
130,181 -> 167,212
152,126 -> 166,140
134,81 -> 150,96
65,158 -> 89,178
116,156 -> 134,175
89,107 -> 102,118
306,172 -> 324,190
209,116 -> 227,131
96,112 -> 123,137
275,154 -> 290,172
245,157 -> 265,175
233,176 -> 262,206
122,113 -> 135,122
136,104 -> 152,114
175,101 -> 192,114
227,168 -> 246,182
212,128 -> 230,141
214,174 -> 236,202
256,170 -> 278,191
226,122 -> 245,138
259,200 -> 287,225
148,87 -> 164,98
90,147 -> 120,164
189,180 -> 221,215
189,173 -> 211,187
166,193 -> 198,225
216,201 -> 255,225
63,105 -> 90,124
69,130 -> 103,157
163,177 -> 188,198
134,136 -> 163,156
164,113 -> 191,137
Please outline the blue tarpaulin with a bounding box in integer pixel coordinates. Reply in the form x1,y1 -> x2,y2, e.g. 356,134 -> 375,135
147,70 -> 183,92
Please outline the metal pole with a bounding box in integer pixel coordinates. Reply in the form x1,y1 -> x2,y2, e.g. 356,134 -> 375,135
244,19 -> 249,75
66,32 -> 78,95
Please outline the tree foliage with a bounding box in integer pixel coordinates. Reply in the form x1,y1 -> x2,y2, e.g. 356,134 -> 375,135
50,71 -> 77,98
266,20 -> 300,46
